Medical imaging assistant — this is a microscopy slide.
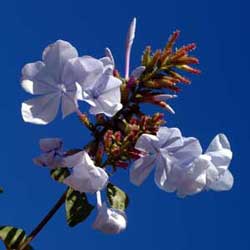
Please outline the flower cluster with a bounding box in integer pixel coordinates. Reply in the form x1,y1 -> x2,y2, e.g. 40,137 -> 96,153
130,127 -> 233,197
19,18 -> 234,238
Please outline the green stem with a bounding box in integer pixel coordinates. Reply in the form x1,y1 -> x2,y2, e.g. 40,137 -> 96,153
18,190 -> 67,250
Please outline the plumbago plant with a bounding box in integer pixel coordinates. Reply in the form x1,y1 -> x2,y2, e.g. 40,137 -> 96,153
0,18 -> 234,250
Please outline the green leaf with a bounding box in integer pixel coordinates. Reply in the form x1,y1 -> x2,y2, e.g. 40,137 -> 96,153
50,168 -> 70,183
65,188 -> 94,227
106,183 -> 129,211
0,226 -> 33,250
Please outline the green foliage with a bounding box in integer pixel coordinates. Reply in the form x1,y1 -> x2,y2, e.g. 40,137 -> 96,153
106,183 -> 129,211
50,168 -> 70,183
0,226 -> 32,250
65,188 -> 94,227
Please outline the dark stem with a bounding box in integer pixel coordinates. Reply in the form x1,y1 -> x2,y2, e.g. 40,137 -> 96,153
18,190 -> 67,250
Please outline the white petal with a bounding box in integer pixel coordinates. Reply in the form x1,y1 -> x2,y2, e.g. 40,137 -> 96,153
21,62 -> 57,95
205,134 -> 232,172
92,203 -> 127,234
61,92 -> 78,118
206,161 -> 219,186
156,127 -> 183,150
99,85 -> 122,106
63,151 -> 108,193
171,137 -> 202,167
207,169 -> 234,191
130,155 -> 156,186
131,66 -> 145,79
134,133 -> 159,154
99,57 -> 113,74
64,151 -> 85,168
39,138 -> 62,152
101,75 -> 122,93
105,47 -> 115,65
89,98 -> 122,117
42,40 -> 78,82
154,154 -> 170,190
70,56 -> 103,89
21,93 -> 61,125
176,155 -> 209,197
33,152 -> 63,169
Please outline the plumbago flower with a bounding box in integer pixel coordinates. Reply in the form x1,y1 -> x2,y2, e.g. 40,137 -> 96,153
130,129 -> 233,197
0,17 -> 236,250
130,126 -> 202,187
154,133 -> 233,197
63,151 -> 109,193
73,49 -> 123,117
33,138 -> 64,169
92,191 -> 127,234
21,40 -> 80,125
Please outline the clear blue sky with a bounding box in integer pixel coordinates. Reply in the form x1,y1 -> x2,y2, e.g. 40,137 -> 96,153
0,0 -> 248,249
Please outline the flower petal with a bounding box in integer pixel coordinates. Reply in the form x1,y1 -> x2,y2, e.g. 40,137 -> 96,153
134,133 -> 159,154
130,155 -> 156,186
89,98 -> 122,117
21,93 -> 61,125
61,92 -> 78,118
207,169 -> 234,191
21,62 -> 57,95
63,151 -> 108,193
42,40 -> 78,82
154,154 -> 171,190
171,137 -> 202,167
156,127 -> 183,150
92,202 -> 127,234
205,134 -> 232,172
176,155 -> 209,197
70,56 -> 103,89
131,66 -> 145,79
39,138 -> 63,152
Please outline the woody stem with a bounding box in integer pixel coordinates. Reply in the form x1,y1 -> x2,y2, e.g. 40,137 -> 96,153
18,190 -> 67,250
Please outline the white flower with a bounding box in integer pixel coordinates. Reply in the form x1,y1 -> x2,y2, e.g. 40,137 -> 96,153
33,138 -> 64,169
63,151 -> 108,193
21,40 -> 80,125
130,127 -> 202,188
204,134 -> 233,191
92,191 -> 127,234
151,133 -> 233,197
72,50 -> 123,117
161,154 -> 210,197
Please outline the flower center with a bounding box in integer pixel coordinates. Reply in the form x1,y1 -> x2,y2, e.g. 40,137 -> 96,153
58,84 -> 67,93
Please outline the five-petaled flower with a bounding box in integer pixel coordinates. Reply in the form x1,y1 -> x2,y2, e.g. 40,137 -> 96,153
130,127 -> 234,197
33,138 -> 65,169
154,133 -> 233,197
73,49 -> 123,117
21,40 -> 81,125
63,151 -> 109,193
130,126 -> 202,191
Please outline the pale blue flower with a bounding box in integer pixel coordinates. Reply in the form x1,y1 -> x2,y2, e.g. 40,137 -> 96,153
130,127 -> 202,188
92,191 -> 127,234
148,133 -> 233,197
21,40 -> 80,125
33,138 -> 64,169
63,151 -> 108,193
72,49 -> 123,117
204,134 -> 233,191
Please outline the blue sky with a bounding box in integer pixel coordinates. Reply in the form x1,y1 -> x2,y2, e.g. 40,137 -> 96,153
0,0 -> 249,249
